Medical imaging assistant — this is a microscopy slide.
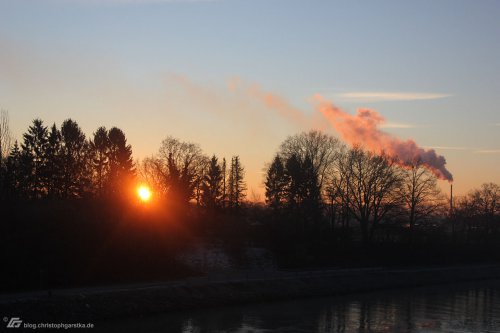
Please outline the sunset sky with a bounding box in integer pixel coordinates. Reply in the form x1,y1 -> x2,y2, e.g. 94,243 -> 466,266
1,0 -> 499,198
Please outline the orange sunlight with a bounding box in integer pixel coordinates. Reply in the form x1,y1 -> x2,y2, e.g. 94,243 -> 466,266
137,185 -> 152,203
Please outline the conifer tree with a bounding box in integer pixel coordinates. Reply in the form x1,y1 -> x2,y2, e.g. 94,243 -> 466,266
265,155 -> 288,211
21,119 -> 49,198
5,141 -> 22,198
107,127 -> 134,195
200,155 -> 223,210
60,119 -> 88,198
46,123 -> 63,198
90,127 -> 110,196
228,156 -> 246,209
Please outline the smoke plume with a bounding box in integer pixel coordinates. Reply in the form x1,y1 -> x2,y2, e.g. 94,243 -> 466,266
315,95 -> 453,182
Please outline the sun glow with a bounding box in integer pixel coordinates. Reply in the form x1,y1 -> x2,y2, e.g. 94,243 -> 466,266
137,185 -> 152,202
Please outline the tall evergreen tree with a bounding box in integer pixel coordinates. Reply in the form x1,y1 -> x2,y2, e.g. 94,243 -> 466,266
90,126 -> 110,196
21,119 -> 49,198
60,119 -> 88,198
271,153 -> 322,222
300,155 -> 322,221
284,153 -> 303,211
107,127 -> 134,195
200,155 -> 223,210
5,141 -> 22,198
45,123 -> 63,198
221,157 -> 227,209
265,155 -> 288,211
228,156 -> 246,209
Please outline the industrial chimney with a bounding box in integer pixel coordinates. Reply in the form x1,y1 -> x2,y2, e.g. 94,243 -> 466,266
450,184 -> 453,215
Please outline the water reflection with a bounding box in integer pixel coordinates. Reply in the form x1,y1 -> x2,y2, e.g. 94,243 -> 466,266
97,280 -> 500,332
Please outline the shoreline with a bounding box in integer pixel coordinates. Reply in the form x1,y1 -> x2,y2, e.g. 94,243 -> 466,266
2,264 -> 500,322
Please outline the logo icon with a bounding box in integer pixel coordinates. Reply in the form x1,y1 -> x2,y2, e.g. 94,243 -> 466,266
6,317 -> 22,328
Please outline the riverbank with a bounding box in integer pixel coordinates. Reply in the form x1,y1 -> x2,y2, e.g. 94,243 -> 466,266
2,264 -> 500,323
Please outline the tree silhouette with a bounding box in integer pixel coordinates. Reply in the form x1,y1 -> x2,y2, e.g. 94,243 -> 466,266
279,130 -> 340,192
157,136 -> 206,205
108,127 -> 134,195
401,159 -> 442,234
4,141 -> 22,198
228,156 -> 246,209
60,119 -> 89,198
45,123 -> 63,198
274,153 -> 322,223
265,155 -> 288,212
167,152 -> 184,200
454,183 -> 500,241
90,126 -> 110,196
21,119 -> 49,198
0,109 -> 11,166
325,145 -> 351,231
141,157 -> 168,196
200,155 -> 224,210
221,157 -> 227,209
284,153 -> 302,212
0,109 -> 12,197
470,183 -> 499,216
338,148 -> 402,244
300,154 -> 322,222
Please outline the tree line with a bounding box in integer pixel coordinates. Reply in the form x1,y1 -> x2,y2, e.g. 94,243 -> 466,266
0,118 -> 134,200
140,137 -> 247,210
0,112 -> 249,290
1,111 -> 500,290
0,113 -> 247,211
1,111 -> 498,243
264,130 -> 499,245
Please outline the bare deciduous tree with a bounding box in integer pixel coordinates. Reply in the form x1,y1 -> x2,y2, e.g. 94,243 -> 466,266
336,147 -> 403,244
140,156 -> 168,195
155,136 -> 208,204
0,109 -> 12,166
278,130 -> 341,192
401,159 -> 443,232
454,182 -> 500,241
460,183 -> 499,217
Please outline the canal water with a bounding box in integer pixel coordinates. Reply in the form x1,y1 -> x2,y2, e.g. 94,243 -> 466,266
97,279 -> 500,332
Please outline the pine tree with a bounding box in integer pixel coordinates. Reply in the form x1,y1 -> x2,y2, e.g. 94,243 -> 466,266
265,155 -> 288,211
5,141 -> 22,198
107,127 -> 134,195
300,155 -> 322,221
221,157 -> 227,209
60,119 -> 88,198
45,123 -> 63,198
228,156 -> 246,209
282,153 -> 322,219
21,119 -> 49,198
284,153 -> 302,211
200,155 -> 223,210
90,127 -> 110,196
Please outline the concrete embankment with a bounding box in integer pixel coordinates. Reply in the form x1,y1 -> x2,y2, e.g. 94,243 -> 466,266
2,264 -> 500,322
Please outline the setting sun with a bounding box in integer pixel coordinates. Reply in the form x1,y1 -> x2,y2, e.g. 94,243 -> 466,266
137,185 -> 152,202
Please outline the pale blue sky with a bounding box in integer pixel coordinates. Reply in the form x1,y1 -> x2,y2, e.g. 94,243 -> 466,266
1,0 -> 499,196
